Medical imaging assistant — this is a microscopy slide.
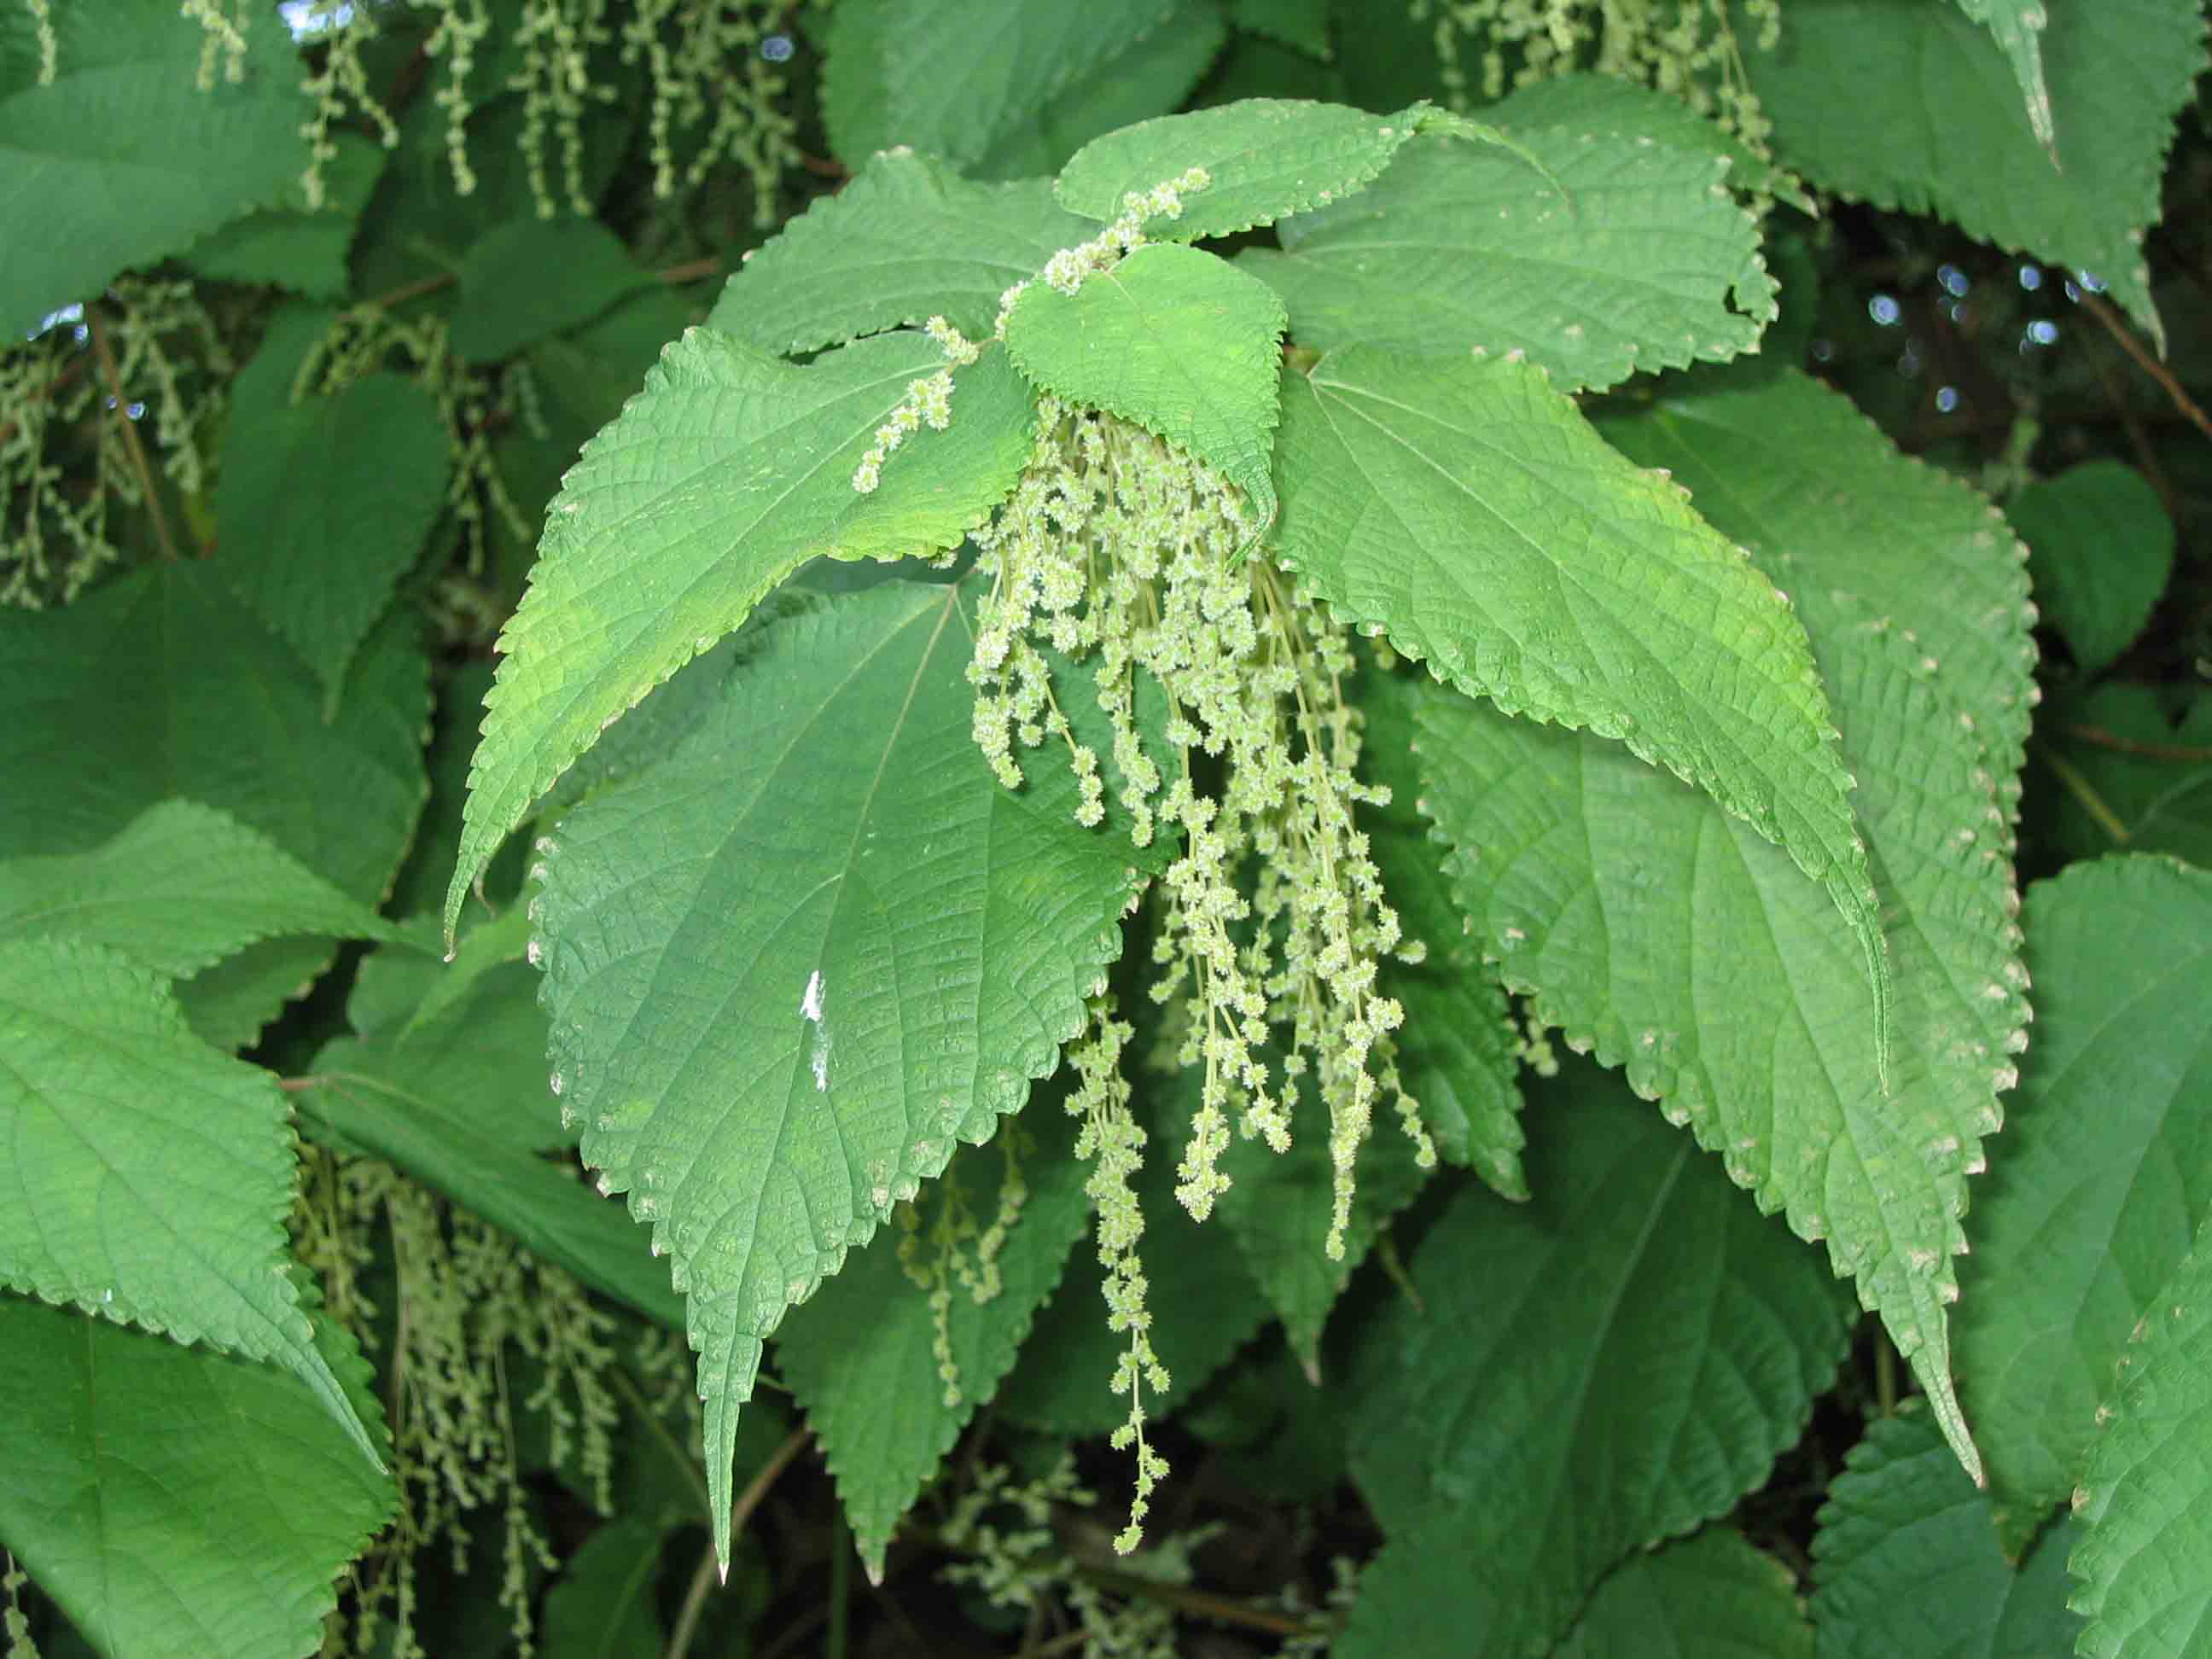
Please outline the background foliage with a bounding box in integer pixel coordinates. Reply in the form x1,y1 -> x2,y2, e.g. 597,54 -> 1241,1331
2,2 -> 2209,1656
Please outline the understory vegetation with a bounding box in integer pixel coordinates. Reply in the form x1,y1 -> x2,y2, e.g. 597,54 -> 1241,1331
3,2 -> 2209,1655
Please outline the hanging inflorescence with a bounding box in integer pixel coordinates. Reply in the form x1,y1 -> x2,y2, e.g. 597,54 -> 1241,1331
1412,0 -> 1784,150
894,1125 -> 1029,1410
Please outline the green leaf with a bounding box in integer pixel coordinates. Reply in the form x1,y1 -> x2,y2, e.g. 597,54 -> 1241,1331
1554,1528 -> 1813,1659
1417,364 -> 2037,1488
300,949 -> 685,1330
1054,97 -> 1429,241
1214,1096 -> 1428,1379
1003,242 -> 1287,525
1952,0 -> 2056,153
2069,1231 -> 2212,1656
970,3 -> 1229,182
0,563 -> 428,1049
1812,1412 -> 2083,1658
0,935 -> 375,1460
1241,122 -> 1773,391
1481,71 -> 1811,212
1272,349 -> 1888,1044
1954,856 -> 2212,1534
822,0 -> 1210,172
445,329 -> 1037,944
451,214 -> 655,364
0,799 -> 393,976
1227,0 -> 1330,56
2026,684 -> 2212,870
181,129 -> 386,300
538,1516 -> 670,1659
0,1293 -> 394,1659
1335,1059 -> 1854,1659
0,2 -> 311,334
777,1110 -> 1092,1577
709,149 -> 1091,357
2009,460 -> 2174,678
218,347 -> 451,713
532,578 -> 1158,1571
1359,667 -> 1527,1197
1745,0 -> 2205,349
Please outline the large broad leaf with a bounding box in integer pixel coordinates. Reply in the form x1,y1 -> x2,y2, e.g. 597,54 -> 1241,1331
777,1109 -> 1091,1578
1812,1412 -> 2083,1658
181,129 -> 386,300
1953,856 -> 2212,1534
217,339 -> 451,713
1418,366 -> 2037,1484
1002,242 -> 1287,526
1745,0 -> 2205,349
300,947 -> 686,1330
1554,1528 -> 1813,1658
1272,348 -> 1888,1041
0,936 -> 375,1459
0,562 -> 428,1048
532,578 -> 1160,1569
0,1 -> 311,334
1360,667 -> 1527,1197
446,329 -> 1038,942
1054,96 -> 1430,240
708,149 -> 1092,357
0,799 -> 392,976
0,1294 -> 393,1659
2008,461 -> 2174,678
2069,1231 -> 2212,1656
451,215 -> 654,364
538,1516 -> 670,1659
1241,122 -> 1773,392
1334,1060 -> 1854,1659
822,0 -> 1207,171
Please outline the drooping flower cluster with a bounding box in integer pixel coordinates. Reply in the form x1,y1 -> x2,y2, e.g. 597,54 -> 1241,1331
1414,0 -> 1784,150
968,403 -> 1436,1259
894,1125 -> 1029,1409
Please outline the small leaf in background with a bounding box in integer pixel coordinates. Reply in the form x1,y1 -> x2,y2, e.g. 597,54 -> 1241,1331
2008,459 -> 2174,678
0,1293 -> 394,1659
1359,666 -> 1527,1196
446,329 -> 1036,943
1241,114 -> 1774,391
0,936 -> 375,1458
823,0 -> 1207,172
182,129 -> 387,300
533,579 -> 1160,1570
538,1516 -> 670,1659
0,798 -> 393,976
970,3 -> 1229,182
217,331 -> 451,711
709,149 -> 1092,357
1954,854 -> 2212,1534
1004,242 -> 1287,526
1421,366 -> 2037,1483
2028,684 -> 2212,869
1055,97 -> 1429,240
1812,1412 -> 2081,1657
0,562 -> 428,1048
1225,0 -> 1330,58
777,1109 -> 1091,1576
1334,1059 -> 1854,1659
301,949 -> 685,1330
1272,348 -> 1887,1023
1747,0 -> 2205,348
0,0 -> 311,334
2069,1231 -> 2212,1657
1553,1527 -> 1813,1658
451,215 -> 655,364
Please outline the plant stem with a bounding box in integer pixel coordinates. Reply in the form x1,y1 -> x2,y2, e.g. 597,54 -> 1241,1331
88,307 -> 180,562
666,1425 -> 811,1659
2080,290 -> 2212,445
2034,739 -> 2132,843
828,1514 -> 851,1659
1874,1328 -> 1898,1417
2061,723 -> 2212,764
